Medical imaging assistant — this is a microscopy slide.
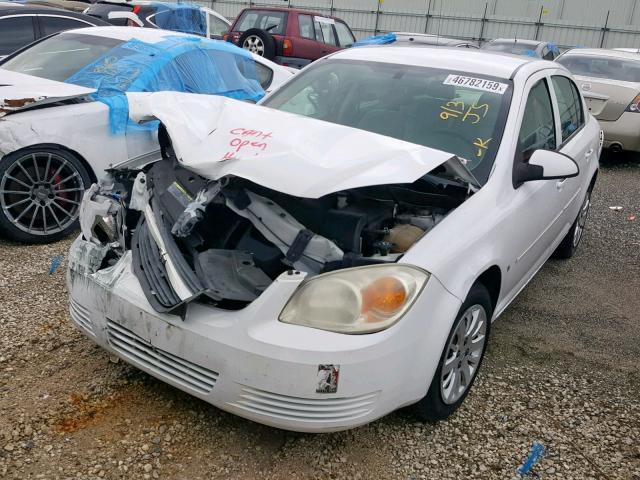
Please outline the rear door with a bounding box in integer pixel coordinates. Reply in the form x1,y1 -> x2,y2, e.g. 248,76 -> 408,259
0,15 -> 37,58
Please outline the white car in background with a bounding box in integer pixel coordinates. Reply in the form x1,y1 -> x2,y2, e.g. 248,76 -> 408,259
0,26 -> 294,243
68,47 -> 600,432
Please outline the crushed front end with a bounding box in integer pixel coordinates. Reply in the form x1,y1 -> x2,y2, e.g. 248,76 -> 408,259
68,137 -> 467,431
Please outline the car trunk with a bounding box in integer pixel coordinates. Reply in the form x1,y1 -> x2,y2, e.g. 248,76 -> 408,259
575,75 -> 640,121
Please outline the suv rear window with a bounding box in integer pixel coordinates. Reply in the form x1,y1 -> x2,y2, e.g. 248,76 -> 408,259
235,10 -> 286,35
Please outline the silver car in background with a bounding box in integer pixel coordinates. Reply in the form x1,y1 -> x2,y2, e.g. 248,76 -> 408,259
557,48 -> 640,153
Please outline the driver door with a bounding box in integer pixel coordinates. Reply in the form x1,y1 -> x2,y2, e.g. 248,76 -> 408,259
501,73 -> 570,300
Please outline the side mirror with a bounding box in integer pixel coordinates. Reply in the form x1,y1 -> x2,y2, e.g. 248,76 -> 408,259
108,11 -> 144,27
514,149 -> 579,187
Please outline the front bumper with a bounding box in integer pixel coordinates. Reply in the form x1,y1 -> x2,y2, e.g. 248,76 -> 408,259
598,112 -> 640,152
67,237 -> 461,432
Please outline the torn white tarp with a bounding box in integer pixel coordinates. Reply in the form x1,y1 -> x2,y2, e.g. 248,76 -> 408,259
127,92 -> 463,198
0,70 -> 95,118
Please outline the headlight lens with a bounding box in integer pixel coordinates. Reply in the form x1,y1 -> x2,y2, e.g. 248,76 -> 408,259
279,265 -> 429,334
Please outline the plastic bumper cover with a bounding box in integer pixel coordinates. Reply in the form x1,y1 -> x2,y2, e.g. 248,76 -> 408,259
67,236 -> 461,432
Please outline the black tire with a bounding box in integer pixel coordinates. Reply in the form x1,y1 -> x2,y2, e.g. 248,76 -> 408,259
414,283 -> 492,421
0,147 -> 91,244
554,186 -> 592,259
238,28 -> 276,60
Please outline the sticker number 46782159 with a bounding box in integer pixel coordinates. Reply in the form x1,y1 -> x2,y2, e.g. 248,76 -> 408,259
444,74 -> 509,94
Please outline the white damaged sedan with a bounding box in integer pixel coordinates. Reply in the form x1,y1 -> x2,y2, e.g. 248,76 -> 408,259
68,47 -> 601,432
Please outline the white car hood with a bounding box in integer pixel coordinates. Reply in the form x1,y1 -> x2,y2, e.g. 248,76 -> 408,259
0,69 -> 95,117
127,92 -> 476,198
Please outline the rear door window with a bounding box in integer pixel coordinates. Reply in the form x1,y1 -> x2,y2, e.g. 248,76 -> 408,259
551,75 -> 585,142
0,16 -> 37,57
39,16 -> 92,36
335,21 -> 354,47
207,13 -> 229,37
315,17 -> 336,46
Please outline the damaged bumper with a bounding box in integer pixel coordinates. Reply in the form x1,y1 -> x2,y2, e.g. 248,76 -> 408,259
67,236 -> 461,432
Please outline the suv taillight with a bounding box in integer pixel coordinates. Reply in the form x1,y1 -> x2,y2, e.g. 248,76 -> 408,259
625,94 -> 640,113
283,38 -> 293,56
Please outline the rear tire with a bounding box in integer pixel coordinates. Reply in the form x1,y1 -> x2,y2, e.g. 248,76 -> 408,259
414,283 -> 492,421
555,187 -> 592,259
0,147 -> 90,244
239,28 -> 276,60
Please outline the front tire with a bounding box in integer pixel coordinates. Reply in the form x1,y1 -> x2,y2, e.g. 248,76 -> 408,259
0,147 -> 90,244
414,283 -> 492,421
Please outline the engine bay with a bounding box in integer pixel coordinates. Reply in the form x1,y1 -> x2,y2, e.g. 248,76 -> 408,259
93,155 -> 471,314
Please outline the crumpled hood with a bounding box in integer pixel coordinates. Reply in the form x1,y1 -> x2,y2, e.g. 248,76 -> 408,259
0,69 -> 95,118
127,91 -> 469,198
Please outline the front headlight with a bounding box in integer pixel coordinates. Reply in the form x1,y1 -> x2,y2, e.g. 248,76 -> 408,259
279,265 -> 429,334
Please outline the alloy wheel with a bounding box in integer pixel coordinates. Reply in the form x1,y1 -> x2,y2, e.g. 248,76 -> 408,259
440,304 -> 487,405
243,35 -> 265,55
572,192 -> 591,248
0,152 -> 85,236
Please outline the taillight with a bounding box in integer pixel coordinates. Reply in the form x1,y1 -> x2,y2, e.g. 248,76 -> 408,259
283,38 -> 293,56
223,33 -> 229,41
625,94 -> 640,113
132,5 -> 141,14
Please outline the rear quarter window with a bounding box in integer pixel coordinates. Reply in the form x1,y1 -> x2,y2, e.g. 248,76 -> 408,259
235,10 -> 286,35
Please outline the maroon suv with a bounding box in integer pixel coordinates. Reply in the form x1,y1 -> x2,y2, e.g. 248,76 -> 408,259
224,7 -> 355,68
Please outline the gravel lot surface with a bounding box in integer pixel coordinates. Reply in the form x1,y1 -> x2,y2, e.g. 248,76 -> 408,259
0,155 -> 638,480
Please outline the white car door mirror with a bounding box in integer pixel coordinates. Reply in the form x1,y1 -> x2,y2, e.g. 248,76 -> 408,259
514,149 -> 579,187
108,11 -> 144,27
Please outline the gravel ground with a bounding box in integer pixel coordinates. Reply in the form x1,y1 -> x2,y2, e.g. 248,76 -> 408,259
0,154 -> 638,480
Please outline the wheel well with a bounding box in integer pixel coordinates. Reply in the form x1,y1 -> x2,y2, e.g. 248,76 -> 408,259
475,266 -> 501,313
4,143 -> 97,183
589,169 -> 598,191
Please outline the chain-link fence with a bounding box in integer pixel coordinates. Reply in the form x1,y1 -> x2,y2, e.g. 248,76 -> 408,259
192,0 -> 640,49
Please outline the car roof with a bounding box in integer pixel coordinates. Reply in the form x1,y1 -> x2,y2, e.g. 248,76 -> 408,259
237,6 -> 344,21
392,32 -> 476,46
62,25 -> 199,43
561,48 -> 640,60
330,45 -> 534,79
489,38 -> 542,47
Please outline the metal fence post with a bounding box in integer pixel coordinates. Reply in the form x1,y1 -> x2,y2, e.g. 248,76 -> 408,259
424,0 -> 432,33
478,2 -> 488,43
373,0 -> 381,35
600,10 -> 610,47
534,5 -> 544,40
330,0 -> 334,17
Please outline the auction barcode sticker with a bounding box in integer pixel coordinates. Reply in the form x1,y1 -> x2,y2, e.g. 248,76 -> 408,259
443,75 -> 509,94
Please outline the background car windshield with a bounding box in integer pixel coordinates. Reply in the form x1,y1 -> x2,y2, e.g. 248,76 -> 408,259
235,10 -> 286,35
263,59 -> 511,183
1,33 -> 124,82
557,55 -> 640,82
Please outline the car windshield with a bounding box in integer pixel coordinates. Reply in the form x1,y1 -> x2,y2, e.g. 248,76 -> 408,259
484,41 -> 539,56
557,54 -> 640,82
262,59 -> 512,184
1,33 -> 124,82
